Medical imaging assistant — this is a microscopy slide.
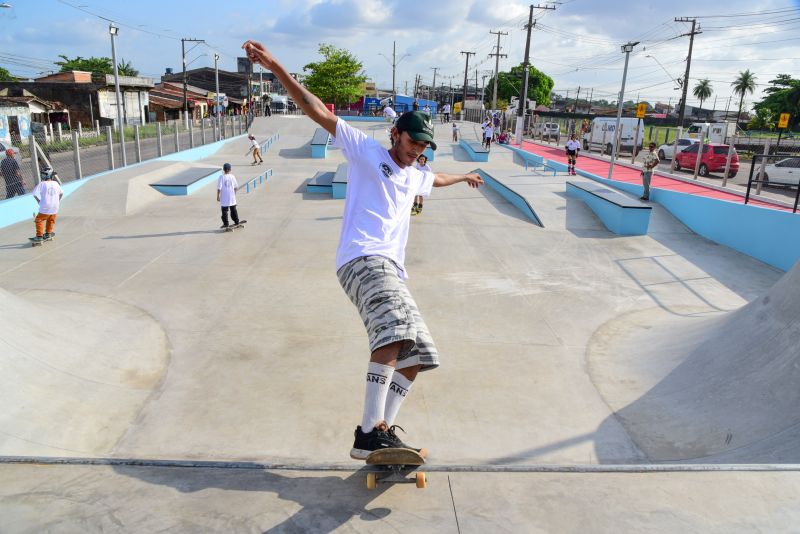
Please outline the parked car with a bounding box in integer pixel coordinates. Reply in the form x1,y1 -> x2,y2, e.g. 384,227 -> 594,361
762,157 -> 800,187
536,122 -> 560,141
657,138 -> 699,160
0,140 -> 20,158
674,143 -> 739,178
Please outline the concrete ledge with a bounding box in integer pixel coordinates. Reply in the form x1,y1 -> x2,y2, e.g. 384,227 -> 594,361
566,181 -> 651,236
149,167 -> 220,196
474,168 -> 543,227
306,171 -> 334,194
332,163 -> 348,199
311,128 -> 330,159
460,140 -> 489,162
503,145 -> 557,176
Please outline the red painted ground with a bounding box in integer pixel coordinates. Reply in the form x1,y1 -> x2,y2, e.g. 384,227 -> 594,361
522,141 -> 793,213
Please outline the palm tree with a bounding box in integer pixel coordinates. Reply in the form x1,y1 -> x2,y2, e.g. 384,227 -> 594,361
693,79 -> 713,111
117,58 -> 139,77
731,69 -> 757,125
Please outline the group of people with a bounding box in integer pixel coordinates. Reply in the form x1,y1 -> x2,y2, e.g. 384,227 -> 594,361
480,112 -> 511,150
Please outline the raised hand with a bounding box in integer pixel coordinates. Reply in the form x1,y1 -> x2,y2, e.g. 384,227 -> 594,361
241,40 -> 275,70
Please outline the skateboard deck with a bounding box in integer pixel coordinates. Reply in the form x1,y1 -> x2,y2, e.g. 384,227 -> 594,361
29,235 -> 53,247
223,220 -> 247,232
365,448 -> 426,489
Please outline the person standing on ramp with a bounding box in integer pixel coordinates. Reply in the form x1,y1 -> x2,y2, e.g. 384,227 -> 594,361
242,39 -> 483,460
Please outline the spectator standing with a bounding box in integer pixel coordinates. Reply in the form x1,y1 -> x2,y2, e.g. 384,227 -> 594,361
2,149 -> 24,199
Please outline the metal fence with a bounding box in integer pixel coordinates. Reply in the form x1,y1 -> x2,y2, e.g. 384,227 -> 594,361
745,151 -> 800,212
1,115 -> 250,200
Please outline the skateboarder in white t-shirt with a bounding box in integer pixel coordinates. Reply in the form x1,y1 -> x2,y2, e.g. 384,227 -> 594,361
216,163 -> 246,228
243,39 -> 484,459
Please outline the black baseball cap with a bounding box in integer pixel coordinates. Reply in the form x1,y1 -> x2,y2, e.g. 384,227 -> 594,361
395,111 -> 437,150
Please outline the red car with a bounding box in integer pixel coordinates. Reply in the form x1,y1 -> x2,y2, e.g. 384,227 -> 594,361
674,143 -> 739,178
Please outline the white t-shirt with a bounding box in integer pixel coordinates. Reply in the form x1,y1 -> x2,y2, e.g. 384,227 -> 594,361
332,119 -> 435,279
442,104 -> 450,113
250,138 -> 259,149
217,173 -> 238,207
416,162 -> 432,173
484,126 -> 494,138
32,180 -> 63,215
565,140 -> 581,151
383,107 -> 397,118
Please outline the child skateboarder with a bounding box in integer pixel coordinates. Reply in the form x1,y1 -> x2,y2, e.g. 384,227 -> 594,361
31,168 -> 63,244
243,38 -> 484,460
249,134 -> 264,165
216,163 -> 246,229
411,154 -> 431,216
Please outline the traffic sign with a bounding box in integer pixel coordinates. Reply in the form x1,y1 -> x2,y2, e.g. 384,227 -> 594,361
636,103 -> 647,118
778,113 -> 790,129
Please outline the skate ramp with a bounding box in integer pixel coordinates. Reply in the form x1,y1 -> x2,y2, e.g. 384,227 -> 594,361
59,161 -> 218,217
0,288 -> 169,456
588,261 -> 800,462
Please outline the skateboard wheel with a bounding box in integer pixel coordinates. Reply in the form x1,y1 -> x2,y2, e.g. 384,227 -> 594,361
366,472 -> 377,490
415,472 -> 426,489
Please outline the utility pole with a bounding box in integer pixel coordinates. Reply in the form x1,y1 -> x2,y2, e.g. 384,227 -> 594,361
573,86 -> 581,112
587,87 -> 593,113
380,41 -> 409,103
481,74 -> 489,104
430,67 -> 439,102
109,23 -> 126,166
460,51 -> 475,115
608,41 -> 639,180
674,17 -> 701,129
475,69 -> 479,103
182,37 -> 205,128
489,30 -> 508,110
517,4 -> 556,145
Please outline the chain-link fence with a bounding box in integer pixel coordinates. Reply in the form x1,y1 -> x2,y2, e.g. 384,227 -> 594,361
1,116 -> 250,201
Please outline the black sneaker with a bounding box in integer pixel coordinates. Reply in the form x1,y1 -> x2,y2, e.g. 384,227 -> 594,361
350,422 -> 428,460
386,424 -> 427,458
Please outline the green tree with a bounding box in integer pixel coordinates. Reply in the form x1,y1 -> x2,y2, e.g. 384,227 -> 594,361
302,43 -> 367,109
747,107 -> 775,131
486,63 -> 554,108
117,58 -> 139,77
731,69 -> 757,125
693,79 -> 713,110
56,55 -> 113,76
0,66 -> 14,81
754,74 -> 800,130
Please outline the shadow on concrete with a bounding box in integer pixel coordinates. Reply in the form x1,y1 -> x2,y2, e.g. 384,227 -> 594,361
103,230 -> 221,239
113,464 -> 394,533
278,146 -> 311,160
0,242 -> 35,250
477,186 -> 536,225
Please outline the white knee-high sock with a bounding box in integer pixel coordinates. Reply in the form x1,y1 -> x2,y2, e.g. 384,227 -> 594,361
361,362 -> 394,431
384,372 -> 414,427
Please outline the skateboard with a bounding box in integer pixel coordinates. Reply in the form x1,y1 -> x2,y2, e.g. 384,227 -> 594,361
365,448 -> 426,490
29,235 -> 54,247
223,220 -> 247,232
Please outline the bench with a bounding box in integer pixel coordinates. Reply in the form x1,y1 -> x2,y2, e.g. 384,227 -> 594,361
459,139 -> 489,162
306,171 -> 334,193
332,163 -> 349,199
311,128 -> 331,158
566,181 -> 652,235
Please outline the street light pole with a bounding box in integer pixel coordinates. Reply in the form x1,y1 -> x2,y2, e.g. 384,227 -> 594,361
214,53 -> 220,138
607,41 -> 639,180
109,23 -> 126,166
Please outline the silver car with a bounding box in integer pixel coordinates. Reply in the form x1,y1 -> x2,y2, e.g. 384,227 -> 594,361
657,138 -> 698,160
762,157 -> 800,187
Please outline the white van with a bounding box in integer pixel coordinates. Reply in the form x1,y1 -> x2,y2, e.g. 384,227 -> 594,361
582,117 -> 644,155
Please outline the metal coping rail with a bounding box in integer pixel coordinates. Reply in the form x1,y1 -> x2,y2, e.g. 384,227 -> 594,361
2,456 -> 800,473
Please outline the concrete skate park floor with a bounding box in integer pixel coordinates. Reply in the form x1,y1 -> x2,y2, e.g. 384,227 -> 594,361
0,116 -> 798,532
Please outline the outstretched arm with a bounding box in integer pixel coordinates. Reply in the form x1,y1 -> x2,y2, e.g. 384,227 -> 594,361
242,40 -> 337,136
433,172 -> 484,188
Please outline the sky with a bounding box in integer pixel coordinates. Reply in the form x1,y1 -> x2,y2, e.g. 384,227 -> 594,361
1,0 -> 799,111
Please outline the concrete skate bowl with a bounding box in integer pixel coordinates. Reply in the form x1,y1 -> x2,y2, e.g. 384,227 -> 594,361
587,261 -> 800,464
0,288 -> 169,457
